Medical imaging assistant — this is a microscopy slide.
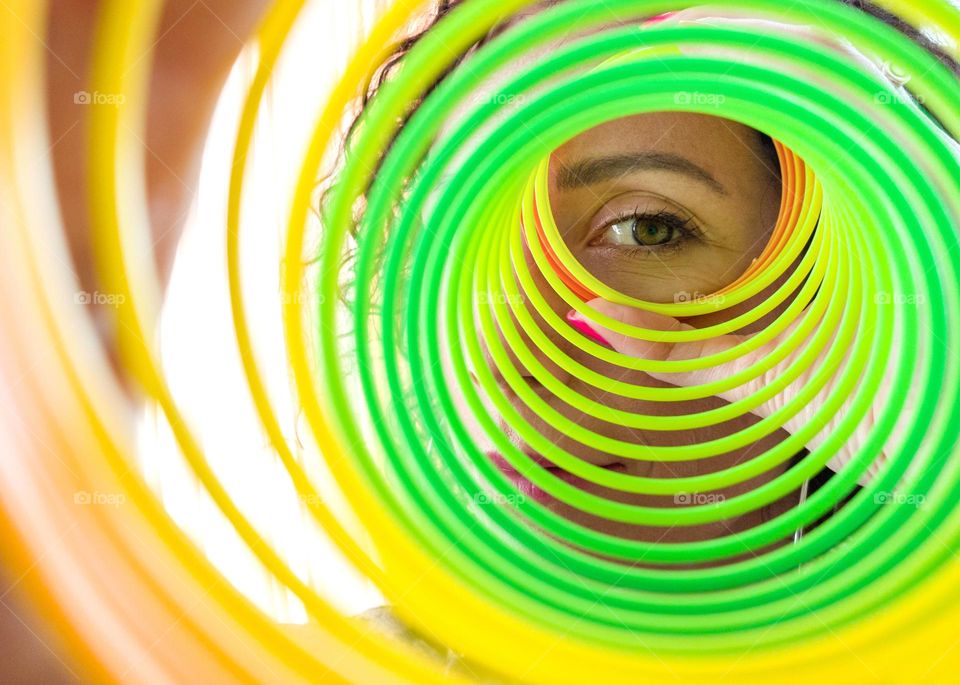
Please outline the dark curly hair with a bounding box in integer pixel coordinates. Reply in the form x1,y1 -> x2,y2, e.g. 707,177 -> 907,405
335,0 -> 958,188
323,0 -> 958,310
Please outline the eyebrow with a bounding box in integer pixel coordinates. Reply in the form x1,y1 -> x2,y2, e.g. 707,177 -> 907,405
554,152 -> 729,196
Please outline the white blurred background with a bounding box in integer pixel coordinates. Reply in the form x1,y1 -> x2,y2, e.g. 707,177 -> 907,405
137,0 -> 397,624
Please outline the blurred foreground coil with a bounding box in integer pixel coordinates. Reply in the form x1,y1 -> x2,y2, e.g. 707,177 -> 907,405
2,0 -> 960,682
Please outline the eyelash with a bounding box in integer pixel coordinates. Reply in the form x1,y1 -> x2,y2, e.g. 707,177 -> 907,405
594,208 -> 701,256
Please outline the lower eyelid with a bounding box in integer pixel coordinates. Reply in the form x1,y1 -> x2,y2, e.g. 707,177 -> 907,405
591,239 -> 691,258
629,243 -> 688,257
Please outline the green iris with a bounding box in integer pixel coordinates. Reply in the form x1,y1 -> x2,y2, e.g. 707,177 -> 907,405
631,218 -> 674,246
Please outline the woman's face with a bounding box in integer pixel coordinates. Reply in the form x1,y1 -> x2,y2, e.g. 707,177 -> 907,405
443,110 -> 800,546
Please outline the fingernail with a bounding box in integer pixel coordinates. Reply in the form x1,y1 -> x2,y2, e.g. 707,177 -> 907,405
566,310 -> 613,348
643,12 -> 675,25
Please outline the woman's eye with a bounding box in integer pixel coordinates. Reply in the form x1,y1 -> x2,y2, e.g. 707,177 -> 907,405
597,211 -> 692,250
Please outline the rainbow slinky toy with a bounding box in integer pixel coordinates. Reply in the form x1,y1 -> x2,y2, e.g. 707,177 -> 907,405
2,0 -> 960,682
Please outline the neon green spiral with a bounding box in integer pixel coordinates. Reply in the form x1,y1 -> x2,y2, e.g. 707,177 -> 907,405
315,0 -> 960,663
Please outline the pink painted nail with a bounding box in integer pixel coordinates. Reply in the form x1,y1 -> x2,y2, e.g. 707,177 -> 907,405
643,12 -> 675,25
566,311 -> 613,348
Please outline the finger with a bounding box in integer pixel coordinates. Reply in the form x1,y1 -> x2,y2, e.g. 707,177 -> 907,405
568,297 -> 773,405
568,298 -> 746,372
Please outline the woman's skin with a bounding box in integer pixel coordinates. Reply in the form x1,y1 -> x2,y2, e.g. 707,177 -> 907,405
453,110 -> 802,545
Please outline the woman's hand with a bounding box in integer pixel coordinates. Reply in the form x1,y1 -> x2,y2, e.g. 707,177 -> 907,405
569,297 -> 904,486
